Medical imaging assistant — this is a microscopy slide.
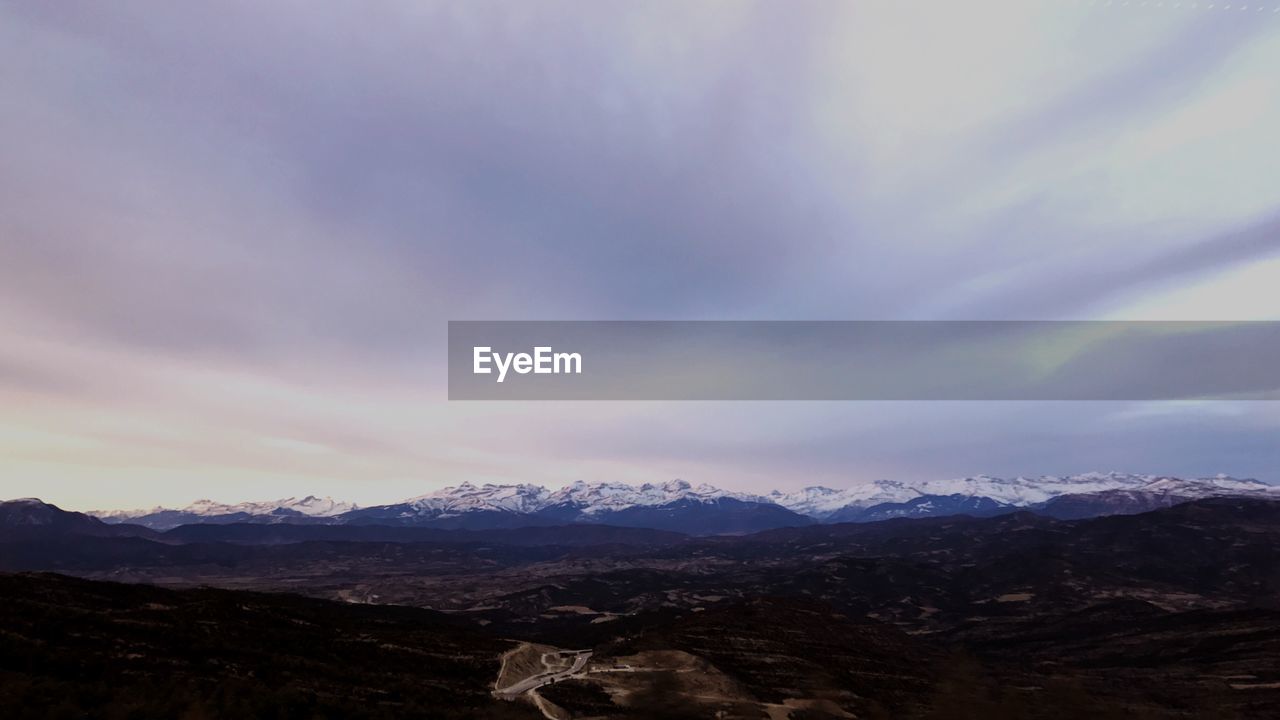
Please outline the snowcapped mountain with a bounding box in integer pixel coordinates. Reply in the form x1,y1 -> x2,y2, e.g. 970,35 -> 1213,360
548,479 -> 764,515
825,494 -> 1015,524
186,496 -> 358,517
372,479 -> 763,519
402,482 -> 551,517
343,479 -> 774,529
1034,475 -> 1279,520
769,473 -> 1277,519
97,495 -> 356,519
87,474 -> 1277,531
768,481 -> 919,517
94,496 -> 358,530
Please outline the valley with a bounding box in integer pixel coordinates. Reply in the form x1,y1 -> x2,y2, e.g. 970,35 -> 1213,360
4,493 -> 1280,717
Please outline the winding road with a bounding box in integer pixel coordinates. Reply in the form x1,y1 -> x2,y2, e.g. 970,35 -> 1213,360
494,649 -> 593,699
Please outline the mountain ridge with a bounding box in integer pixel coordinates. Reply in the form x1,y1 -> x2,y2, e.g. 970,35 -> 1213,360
79,473 -> 1277,532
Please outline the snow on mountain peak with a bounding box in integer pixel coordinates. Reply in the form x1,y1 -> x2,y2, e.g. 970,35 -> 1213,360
179,496 -> 358,517
767,473 -> 1274,518
404,482 -> 551,517
86,473 -> 1275,525
553,478 -> 764,514
395,479 -> 766,518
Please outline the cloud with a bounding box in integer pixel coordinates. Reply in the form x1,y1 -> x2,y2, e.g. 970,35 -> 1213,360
1,2 -> 1279,507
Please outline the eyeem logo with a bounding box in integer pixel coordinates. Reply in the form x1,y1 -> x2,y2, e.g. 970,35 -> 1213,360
472,346 -> 582,383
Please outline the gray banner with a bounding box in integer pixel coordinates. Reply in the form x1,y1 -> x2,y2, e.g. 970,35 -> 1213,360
447,321 -> 1280,401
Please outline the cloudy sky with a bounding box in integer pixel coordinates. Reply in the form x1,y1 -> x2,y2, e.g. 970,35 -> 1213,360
2,1 -> 1279,510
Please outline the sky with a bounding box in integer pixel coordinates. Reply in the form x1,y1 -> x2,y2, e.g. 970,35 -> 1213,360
1,1 -> 1279,510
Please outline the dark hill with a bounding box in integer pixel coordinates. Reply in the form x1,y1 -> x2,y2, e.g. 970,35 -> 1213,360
0,498 -> 154,540
0,572 -> 538,720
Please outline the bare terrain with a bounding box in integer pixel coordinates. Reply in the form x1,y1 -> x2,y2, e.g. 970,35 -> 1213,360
4,497 -> 1280,717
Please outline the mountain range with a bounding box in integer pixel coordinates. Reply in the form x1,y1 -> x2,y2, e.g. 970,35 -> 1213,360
84,473 -> 1279,533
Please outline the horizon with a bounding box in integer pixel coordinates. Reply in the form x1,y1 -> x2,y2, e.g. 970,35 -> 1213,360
54,470 -> 1277,515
